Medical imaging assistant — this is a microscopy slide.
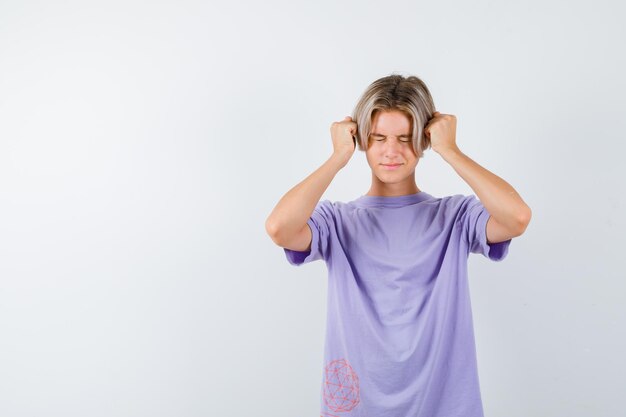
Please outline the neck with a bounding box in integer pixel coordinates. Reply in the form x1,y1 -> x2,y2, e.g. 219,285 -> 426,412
365,178 -> 420,197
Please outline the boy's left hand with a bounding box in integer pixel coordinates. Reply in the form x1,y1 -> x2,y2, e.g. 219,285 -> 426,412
424,111 -> 459,155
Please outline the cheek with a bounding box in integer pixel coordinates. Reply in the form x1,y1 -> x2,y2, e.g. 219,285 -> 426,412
405,155 -> 418,168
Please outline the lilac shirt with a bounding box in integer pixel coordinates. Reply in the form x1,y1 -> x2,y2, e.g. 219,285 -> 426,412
283,191 -> 512,417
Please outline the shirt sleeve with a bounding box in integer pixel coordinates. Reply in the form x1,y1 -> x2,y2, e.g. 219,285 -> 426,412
283,199 -> 334,266
458,194 -> 512,261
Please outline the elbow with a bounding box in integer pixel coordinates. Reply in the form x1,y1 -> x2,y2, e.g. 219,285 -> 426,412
515,205 -> 532,235
265,217 -> 285,246
265,218 -> 279,241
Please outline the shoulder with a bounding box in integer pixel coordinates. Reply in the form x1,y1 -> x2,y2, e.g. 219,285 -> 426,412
316,199 -> 342,213
430,194 -> 483,222
441,193 -> 480,208
431,193 -> 471,210
312,199 -> 345,223
319,199 -> 358,214
315,199 -> 368,225
444,193 -> 472,203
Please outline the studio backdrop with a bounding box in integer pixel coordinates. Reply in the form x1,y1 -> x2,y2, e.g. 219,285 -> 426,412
0,1 -> 624,416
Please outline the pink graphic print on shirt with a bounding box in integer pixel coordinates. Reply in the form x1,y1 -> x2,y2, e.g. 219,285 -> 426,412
322,358 -> 360,414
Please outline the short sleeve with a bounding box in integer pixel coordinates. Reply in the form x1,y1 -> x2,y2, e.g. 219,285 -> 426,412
458,195 -> 511,261
283,199 -> 334,266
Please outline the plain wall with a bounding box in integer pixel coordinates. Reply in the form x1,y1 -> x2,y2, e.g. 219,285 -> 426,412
0,0 -> 624,416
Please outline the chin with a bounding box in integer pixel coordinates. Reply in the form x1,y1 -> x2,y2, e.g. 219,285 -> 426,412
376,175 -> 406,184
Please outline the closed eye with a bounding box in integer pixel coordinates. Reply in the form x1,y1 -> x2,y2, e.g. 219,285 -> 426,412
371,136 -> 411,143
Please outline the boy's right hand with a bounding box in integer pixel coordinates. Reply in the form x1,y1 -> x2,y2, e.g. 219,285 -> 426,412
330,116 -> 357,167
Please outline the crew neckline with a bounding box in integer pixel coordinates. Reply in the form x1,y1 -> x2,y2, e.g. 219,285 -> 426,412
353,191 -> 433,208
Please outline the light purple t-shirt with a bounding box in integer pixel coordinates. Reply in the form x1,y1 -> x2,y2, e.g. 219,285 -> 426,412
283,191 -> 512,417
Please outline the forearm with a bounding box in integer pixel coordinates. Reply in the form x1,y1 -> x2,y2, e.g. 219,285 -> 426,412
440,147 -> 531,231
265,154 -> 345,242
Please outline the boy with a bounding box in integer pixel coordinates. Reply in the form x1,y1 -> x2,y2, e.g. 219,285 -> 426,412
265,74 -> 531,417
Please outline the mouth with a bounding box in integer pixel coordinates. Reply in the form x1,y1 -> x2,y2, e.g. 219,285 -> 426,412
381,163 -> 403,170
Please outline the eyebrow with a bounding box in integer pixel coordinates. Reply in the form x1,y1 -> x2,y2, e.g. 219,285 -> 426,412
371,132 -> 411,137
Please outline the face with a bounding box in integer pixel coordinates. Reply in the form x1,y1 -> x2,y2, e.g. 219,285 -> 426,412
365,109 -> 419,192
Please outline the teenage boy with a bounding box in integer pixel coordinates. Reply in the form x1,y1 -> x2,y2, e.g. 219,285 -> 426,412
265,74 -> 531,417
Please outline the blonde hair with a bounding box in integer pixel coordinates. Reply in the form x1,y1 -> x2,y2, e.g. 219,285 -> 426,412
351,73 -> 436,158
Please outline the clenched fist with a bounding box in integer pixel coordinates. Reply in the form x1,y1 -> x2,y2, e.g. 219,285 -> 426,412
330,116 -> 357,167
424,111 -> 459,156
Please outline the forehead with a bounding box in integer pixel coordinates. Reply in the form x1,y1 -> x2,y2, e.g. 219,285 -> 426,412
370,110 -> 412,135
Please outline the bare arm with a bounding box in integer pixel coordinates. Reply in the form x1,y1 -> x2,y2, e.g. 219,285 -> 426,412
425,111 -> 532,242
265,116 -> 357,250
440,148 -> 531,240
265,154 -> 346,250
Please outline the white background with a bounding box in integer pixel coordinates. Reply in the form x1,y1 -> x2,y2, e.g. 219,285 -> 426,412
0,1 -> 624,416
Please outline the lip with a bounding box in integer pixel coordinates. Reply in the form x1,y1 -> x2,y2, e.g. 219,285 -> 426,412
381,163 -> 403,170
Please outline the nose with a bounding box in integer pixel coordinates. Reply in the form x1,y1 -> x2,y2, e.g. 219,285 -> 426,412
383,136 -> 403,155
